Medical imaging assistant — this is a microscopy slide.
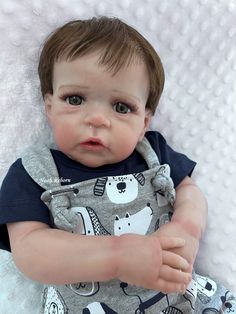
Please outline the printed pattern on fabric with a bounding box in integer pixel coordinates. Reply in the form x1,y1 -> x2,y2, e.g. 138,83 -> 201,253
21,137 -> 236,314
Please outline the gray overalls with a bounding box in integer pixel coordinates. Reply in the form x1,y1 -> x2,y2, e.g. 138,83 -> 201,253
22,137 -> 236,314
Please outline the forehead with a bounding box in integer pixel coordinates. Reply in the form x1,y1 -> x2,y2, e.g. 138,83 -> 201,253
53,51 -> 149,85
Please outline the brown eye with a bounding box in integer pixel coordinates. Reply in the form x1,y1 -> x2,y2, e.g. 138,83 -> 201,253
66,95 -> 84,106
113,102 -> 131,114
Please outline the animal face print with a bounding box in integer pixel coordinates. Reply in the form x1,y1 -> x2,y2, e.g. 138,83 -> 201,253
114,204 -> 153,236
94,174 -> 145,204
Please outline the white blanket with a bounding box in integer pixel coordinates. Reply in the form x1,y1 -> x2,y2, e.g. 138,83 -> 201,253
0,0 -> 236,312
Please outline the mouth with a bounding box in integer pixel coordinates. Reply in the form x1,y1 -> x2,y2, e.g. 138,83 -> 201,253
80,138 -> 106,152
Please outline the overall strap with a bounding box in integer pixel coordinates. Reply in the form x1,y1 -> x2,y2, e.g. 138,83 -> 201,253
21,143 -> 61,191
22,144 -> 77,231
137,136 -> 175,205
136,136 -> 160,168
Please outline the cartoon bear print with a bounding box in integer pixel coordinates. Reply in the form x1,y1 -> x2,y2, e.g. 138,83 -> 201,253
114,203 -> 153,236
94,173 -> 145,204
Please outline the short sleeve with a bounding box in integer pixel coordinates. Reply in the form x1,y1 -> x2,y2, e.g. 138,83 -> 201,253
0,159 -> 52,252
146,131 -> 196,187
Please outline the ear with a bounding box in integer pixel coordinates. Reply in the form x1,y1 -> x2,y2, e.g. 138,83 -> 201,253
44,93 -> 53,125
139,109 -> 152,141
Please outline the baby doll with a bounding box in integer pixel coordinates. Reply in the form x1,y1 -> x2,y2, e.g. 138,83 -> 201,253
0,16 -> 235,313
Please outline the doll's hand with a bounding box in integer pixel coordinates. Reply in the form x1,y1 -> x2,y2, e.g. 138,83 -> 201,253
116,234 -> 191,293
155,221 -> 200,273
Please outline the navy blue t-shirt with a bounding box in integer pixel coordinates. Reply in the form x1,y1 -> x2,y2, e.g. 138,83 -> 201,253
0,131 -> 196,252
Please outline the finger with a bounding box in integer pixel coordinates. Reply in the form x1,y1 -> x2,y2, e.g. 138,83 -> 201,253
162,250 -> 189,270
153,278 -> 187,294
159,237 -> 186,250
159,265 -> 192,284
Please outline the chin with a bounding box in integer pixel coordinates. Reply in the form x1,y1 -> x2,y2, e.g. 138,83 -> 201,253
78,157 -> 107,168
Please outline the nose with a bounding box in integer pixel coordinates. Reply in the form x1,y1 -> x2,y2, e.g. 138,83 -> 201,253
117,182 -> 126,193
84,105 -> 111,128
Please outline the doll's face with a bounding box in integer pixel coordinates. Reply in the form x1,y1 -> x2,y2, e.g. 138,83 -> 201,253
45,51 -> 151,167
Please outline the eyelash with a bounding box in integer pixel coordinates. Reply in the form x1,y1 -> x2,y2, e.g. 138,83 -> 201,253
60,93 -> 138,113
60,94 -> 85,106
113,101 -> 138,113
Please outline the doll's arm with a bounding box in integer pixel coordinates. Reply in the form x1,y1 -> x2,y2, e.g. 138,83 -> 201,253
156,176 -> 208,270
7,220 -> 190,292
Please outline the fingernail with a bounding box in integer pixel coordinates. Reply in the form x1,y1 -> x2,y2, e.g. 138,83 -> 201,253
182,259 -> 189,270
177,238 -> 186,245
185,274 -> 191,284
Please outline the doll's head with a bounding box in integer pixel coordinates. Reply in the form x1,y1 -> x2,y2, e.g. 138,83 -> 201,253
38,16 -> 164,115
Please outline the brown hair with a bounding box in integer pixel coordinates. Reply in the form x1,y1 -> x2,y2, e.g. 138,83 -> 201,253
38,16 -> 164,114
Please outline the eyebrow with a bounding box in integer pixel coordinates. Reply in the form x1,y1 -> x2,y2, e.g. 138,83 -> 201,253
112,89 -> 141,103
58,85 -> 89,91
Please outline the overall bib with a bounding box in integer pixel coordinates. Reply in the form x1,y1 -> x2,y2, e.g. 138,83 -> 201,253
22,137 -> 236,314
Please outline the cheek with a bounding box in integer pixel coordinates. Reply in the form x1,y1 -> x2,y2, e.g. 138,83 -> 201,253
114,131 -> 139,156
52,121 -> 75,148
